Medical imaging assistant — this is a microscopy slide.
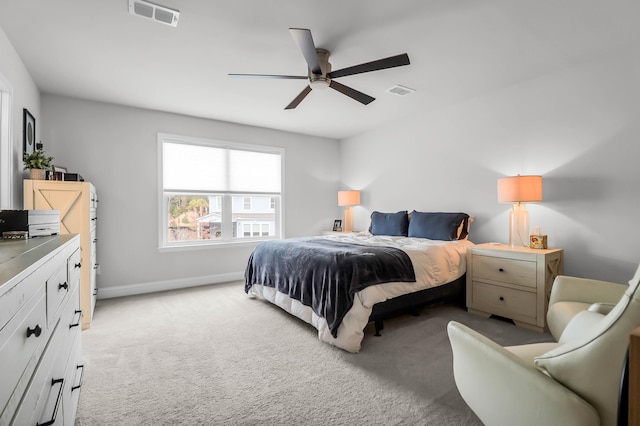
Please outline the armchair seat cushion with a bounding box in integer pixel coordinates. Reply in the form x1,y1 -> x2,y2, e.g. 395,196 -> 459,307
506,342 -> 560,368
547,301 -> 592,339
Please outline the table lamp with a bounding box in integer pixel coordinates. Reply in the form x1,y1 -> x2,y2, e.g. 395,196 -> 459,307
497,175 -> 542,247
337,190 -> 360,233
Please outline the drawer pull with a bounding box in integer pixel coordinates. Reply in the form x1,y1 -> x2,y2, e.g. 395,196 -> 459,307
72,364 -> 85,391
36,378 -> 64,426
58,281 -> 68,290
70,309 -> 83,328
499,296 -> 505,301
75,262 -> 82,269
499,268 -> 504,272
26,324 -> 42,338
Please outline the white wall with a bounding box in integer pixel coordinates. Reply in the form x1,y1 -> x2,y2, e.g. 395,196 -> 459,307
4,19 -> 639,292
41,94 -> 340,296
342,43 -> 640,284
0,25 -> 40,208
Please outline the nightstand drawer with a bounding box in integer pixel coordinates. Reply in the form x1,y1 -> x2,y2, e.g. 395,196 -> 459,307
472,255 -> 536,288
471,281 -> 536,319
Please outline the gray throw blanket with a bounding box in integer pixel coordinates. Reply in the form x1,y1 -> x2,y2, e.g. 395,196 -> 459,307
244,237 -> 416,337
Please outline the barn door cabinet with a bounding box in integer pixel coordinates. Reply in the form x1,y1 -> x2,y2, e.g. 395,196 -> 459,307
24,179 -> 98,329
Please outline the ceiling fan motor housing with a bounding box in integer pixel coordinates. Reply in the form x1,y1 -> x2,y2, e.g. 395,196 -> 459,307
309,49 -> 331,89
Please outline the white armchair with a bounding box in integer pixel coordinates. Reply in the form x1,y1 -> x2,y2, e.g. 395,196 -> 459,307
547,275 -> 628,340
448,263 -> 640,426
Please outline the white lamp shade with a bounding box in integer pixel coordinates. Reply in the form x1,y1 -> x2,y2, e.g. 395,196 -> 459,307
338,190 -> 360,206
497,175 -> 542,203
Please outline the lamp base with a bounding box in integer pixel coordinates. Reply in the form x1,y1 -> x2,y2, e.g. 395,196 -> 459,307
509,203 -> 529,247
343,206 -> 354,233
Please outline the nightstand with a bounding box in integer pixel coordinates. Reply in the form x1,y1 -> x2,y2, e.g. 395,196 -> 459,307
466,243 -> 564,332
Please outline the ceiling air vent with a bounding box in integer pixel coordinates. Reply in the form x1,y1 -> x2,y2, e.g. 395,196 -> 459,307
386,85 -> 416,96
128,0 -> 180,27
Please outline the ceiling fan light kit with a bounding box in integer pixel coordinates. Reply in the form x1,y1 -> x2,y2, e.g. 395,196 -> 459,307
229,28 -> 411,110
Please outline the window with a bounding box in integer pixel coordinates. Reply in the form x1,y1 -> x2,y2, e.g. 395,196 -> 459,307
243,197 -> 251,210
159,133 -> 283,248
241,222 -> 271,238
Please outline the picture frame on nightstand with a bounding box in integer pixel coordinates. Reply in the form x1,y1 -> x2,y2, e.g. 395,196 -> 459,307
332,219 -> 342,232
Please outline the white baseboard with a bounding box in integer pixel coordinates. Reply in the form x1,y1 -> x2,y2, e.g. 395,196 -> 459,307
96,272 -> 245,299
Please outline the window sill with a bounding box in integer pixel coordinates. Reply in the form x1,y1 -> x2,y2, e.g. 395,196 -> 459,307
157,239 -> 269,253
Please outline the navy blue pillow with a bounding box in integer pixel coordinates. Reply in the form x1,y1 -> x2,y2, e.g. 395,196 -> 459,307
408,211 -> 470,241
369,211 -> 409,236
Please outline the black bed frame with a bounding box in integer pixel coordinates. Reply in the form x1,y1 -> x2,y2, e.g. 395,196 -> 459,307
368,274 -> 466,336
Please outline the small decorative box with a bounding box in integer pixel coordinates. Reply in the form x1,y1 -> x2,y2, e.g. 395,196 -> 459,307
530,234 -> 548,249
3,231 -> 28,240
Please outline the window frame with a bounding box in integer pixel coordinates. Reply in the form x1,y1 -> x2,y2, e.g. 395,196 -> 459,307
0,73 -> 14,209
157,133 -> 284,251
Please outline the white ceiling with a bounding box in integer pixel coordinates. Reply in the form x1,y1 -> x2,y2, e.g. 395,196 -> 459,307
0,0 -> 637,140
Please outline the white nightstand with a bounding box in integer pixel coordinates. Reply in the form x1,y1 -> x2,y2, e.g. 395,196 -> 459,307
466,243 -> 564,332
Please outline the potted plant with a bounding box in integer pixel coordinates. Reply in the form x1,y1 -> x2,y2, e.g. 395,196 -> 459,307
23,148 -> 54,180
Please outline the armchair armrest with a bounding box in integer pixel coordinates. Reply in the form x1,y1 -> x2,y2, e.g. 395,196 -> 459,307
549,275 -> 627,306
588,302 -> 617,315
447,321 -> 599,426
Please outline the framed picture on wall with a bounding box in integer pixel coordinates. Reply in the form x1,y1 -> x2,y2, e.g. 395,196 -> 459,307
23,109 -> 36,154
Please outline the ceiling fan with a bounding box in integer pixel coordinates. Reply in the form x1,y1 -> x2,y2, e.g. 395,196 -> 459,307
229,28 -> 411,110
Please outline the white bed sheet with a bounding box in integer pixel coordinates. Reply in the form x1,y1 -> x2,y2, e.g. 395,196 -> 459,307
248,234 -> 474,353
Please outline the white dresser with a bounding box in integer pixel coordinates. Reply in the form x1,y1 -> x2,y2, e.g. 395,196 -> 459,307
0,234 -> 83,426
24,180 -> 98,329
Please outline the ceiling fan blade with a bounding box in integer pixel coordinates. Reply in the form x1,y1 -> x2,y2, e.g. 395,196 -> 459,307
329,80 -> 375,105
327,53 -> 410,79
228,73 -> 307,80
289,28 -> 322,75
284,86 -> 312,110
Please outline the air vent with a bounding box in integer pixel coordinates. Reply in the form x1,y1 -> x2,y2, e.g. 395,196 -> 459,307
386,85 -> 416,96
128,0 -> 179,27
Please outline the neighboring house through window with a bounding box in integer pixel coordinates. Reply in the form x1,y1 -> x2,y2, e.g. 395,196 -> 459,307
158,133 -> 283,248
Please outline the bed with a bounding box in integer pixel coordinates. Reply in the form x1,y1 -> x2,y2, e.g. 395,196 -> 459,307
245,210 -> 473,353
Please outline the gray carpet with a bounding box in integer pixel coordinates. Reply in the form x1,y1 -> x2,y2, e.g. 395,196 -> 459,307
74,282 -> 553,425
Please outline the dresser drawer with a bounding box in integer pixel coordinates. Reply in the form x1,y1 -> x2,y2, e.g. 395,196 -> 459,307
0,291 -> 47,419
62,333 -> 83,426
46,261 -> 70,328
90,189 -> 98,209
11,318 -> 68,426
472,255 -> 536,288
0,260 -> 51,333
470,281 -> 537,319
59,285 -> 82,356
68,248 -> 82,290
90,209 -> 97,231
